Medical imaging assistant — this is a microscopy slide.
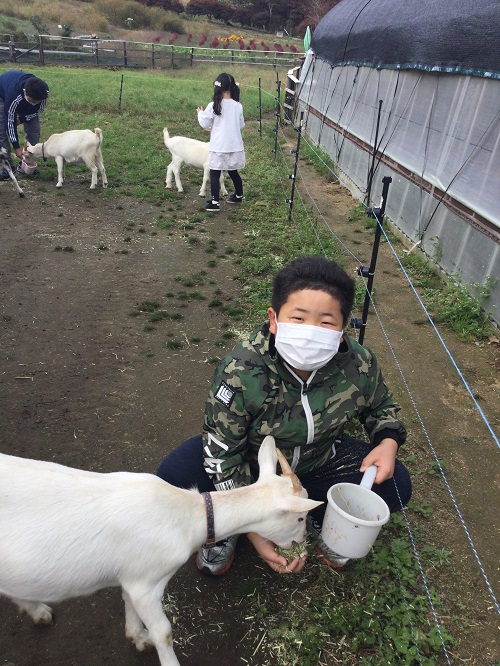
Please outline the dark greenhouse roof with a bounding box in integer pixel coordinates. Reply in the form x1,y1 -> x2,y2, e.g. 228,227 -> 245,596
311,0 -> 500,78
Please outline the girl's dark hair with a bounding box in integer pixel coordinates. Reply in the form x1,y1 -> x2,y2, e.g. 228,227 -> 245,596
271,256 -> 356,327
212,72 -> 240,115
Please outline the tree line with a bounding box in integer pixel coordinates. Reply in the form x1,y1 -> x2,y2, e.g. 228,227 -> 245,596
138,0 -> 340,36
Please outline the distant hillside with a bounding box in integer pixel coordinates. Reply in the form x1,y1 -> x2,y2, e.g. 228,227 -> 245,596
0,0 -> 306,53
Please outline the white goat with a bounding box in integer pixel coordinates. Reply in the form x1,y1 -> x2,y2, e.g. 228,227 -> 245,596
163,127 -> 227,197
0,147 -> 24,197
0,436 -> 321,666
23,128 -> 108,189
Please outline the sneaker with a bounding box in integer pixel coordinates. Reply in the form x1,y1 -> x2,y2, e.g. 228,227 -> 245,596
196,535 -> 238,576
0,168 -> 10,181
227,193 -> 244,204
205,200 -> 220,212
306,516 -> 349,569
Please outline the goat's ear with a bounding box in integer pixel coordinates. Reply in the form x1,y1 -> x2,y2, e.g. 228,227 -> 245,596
257,435 -> 278,480
278,497 -> 323,513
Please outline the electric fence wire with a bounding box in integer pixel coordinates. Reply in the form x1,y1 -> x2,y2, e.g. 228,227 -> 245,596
283,116 -> 499,450
360,260 -> 500,618
268,98 -> 500,618
271,127 -> 325,252
259,114 -> 496,664
390,487 -> 453,665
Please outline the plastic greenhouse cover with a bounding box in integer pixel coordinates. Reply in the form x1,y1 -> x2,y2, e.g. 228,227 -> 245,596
311,0 -> 500,80
299,59 -> 500,230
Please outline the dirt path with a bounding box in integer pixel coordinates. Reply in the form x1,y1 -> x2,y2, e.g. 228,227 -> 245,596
0,148 -> 498,665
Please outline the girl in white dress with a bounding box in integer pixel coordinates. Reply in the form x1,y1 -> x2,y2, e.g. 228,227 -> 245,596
197,72 -> 245,212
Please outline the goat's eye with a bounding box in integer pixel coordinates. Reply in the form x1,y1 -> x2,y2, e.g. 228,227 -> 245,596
298,517 -> 304,522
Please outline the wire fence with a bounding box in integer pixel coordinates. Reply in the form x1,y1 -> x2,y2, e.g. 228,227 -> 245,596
263,99 -> 500,663
0,34 -> 302,70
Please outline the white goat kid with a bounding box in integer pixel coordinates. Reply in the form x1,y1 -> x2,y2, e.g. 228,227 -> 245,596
163,127 -> 227,197
0,436 -> 321,666
23,128 -> 107,189
0,147 -> 24,197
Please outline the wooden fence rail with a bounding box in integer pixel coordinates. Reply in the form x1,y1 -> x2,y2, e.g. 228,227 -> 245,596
0,34 -> 302,70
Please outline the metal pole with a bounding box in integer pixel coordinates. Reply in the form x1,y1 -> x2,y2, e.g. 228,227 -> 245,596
366,99 -> 383,207
287,111 -> 303,220
273,80 -> 281,158
354,176 -> 392,345
151,43 -> 155,69
118,74 -> 124,113
123,41 -> 127,67
258,77 -> 262,136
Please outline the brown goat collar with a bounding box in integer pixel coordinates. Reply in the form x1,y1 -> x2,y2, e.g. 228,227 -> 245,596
202,492 -> 216,546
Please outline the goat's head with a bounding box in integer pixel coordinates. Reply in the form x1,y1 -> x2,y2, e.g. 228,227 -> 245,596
22,141 -> 37,164
254,436 -> 323,549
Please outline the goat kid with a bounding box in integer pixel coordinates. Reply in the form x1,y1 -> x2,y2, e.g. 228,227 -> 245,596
163,127 -> 227,197
23,128 -> 108,189
0,436 -> 321,666
0,147 -> 24,197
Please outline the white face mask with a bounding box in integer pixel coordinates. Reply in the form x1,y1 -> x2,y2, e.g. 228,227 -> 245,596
274,322 -> 343,371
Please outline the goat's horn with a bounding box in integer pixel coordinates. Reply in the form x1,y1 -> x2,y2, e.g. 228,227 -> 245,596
276,448 -> 303,494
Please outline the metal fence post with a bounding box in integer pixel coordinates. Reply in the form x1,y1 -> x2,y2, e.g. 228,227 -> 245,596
258,77 -> 262,136
151,43 -> 155,69
353,175 -> 393,344
287,111 -> 303,220
123,41 -> 127,67
273,80 -> 281,158
190,47 -> 194,66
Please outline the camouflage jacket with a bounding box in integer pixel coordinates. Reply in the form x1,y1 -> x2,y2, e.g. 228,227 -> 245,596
203,321 -> 406,490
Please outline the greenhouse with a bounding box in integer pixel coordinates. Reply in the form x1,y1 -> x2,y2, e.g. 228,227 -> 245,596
297,0 -> 500,324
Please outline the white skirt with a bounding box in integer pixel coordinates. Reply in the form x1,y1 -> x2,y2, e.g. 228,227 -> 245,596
209,151 -> 246,171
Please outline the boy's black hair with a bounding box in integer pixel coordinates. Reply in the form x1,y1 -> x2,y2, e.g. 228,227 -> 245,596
271,256 -> 355,327
24,76 -> 49,101
212,72 -> 239,115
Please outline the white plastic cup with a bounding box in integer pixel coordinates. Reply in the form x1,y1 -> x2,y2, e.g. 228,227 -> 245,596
321,466 -> 390,559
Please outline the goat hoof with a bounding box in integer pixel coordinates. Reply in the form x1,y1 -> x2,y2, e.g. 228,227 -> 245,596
133,631 -> 154,652
32,603 -> 54,625
19,192 -> 25,198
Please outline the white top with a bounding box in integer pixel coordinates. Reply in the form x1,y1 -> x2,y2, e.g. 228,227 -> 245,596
198,99 -> 245,153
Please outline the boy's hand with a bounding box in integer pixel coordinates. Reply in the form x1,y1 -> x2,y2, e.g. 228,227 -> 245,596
360,438 -> 398,484
247,533 -> 307,574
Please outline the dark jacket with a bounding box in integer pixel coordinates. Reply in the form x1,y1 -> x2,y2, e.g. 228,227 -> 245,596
0,71 -> 48,149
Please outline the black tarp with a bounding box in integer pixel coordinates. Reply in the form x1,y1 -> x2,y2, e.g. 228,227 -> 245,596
311,0 -> 500,78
